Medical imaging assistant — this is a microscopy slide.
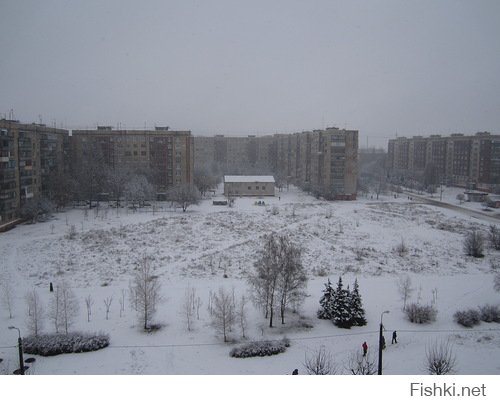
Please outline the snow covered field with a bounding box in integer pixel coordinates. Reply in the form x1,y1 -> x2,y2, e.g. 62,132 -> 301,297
1,187 -> 499,375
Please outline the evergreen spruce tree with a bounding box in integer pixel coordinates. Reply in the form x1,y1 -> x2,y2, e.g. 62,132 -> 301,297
349,278 -> 367,326
317,278 -> 335,319
331,276 -> 352,328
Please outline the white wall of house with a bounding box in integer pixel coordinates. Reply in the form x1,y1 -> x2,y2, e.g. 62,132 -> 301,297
223,175 -> 275,197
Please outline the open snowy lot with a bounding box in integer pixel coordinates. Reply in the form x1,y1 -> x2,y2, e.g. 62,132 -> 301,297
1,187 -> 499,375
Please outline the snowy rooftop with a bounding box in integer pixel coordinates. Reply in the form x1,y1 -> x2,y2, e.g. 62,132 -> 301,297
224,175 -> 275,183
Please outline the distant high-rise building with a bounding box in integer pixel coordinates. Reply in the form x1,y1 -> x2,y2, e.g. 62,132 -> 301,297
71,126 -> 194,191
387,132 -> 500,190
0,119 -> 69,226
194,127 -> 358,200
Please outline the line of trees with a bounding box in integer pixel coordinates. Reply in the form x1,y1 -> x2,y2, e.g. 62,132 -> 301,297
249,233 -> 308,328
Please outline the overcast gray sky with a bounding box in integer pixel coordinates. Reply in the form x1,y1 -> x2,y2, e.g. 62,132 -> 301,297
1,0 -> 499,148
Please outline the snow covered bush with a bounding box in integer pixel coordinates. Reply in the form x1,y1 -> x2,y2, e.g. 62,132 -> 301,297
405,303 -> 437,324
229,338 -> 290,358
23,333 -> 109,356
479,305 -> 500,323
463,230 -> 485,258
453,309 -> 481,327
489,225 -> 500,250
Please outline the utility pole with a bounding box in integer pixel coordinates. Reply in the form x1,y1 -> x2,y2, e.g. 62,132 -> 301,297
378,311 -> 389,375
8,326 -> 25,375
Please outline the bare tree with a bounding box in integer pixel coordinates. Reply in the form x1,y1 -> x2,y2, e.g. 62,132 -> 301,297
238,295 -> 248,339
194,167 -> 217,197
347,351 -> 377,375
425,340 -> 457,375
210,287 -> 235,342
26,289 -> 44,337
250,233 -> 281,327
304,346 -> 337,375
124,174 -> 155,208
1,277 -> 14,319
103,296 -> 113,320
60,282 -> 79,334
49,285 -> 62,332
464,230 -> 485,258
166,183 -> 201,212
250,233 -> 306,327
119,289 -> 126,317
85,295 -> 94,322
129,256 -> 161,330
277,237 -> 307,324
182,287 -> 195,331
397,275 -> 414,311
488,225 -> 500,250
105,166 -> 130,208
494,273 -> 500,293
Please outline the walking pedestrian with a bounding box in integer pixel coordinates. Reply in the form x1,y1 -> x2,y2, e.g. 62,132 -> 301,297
392,330 -> 398,344
381,335 -> 386,350
362,341 -> 368,357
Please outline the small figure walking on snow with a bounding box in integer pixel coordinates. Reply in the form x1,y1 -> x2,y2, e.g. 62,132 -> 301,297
292,369 -> 298,375
381,335 -> 386,350
362,341 -> 368,357
392,330 -> 397,344
49,282 -> 54,292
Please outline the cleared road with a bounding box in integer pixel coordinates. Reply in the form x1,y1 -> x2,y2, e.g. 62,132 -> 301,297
404,191 -> 500,223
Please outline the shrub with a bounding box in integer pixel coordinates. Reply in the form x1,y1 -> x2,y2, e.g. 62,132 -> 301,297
454,309 -> 481,327
23,333 -> 109,356
230,338 -> 290,358
489,225 -> 500,250
479,305 -> 500,323
463,230 -> 485,258
405,303 -> 437,324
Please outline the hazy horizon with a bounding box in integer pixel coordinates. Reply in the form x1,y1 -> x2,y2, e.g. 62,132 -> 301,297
1,0 -> 500,148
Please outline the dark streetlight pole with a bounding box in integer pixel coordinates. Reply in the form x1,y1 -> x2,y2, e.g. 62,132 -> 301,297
8,326 -> 24,375
378,310 -> 389,375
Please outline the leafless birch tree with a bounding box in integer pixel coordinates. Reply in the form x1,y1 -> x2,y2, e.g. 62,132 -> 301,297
129,256 -> 161,330
26,289 -> 44,337
1,277 -> 14,319
85,294 -> 94,322
210,287 -> 235,342
60,282 -> 79,334
104,296 -> 113,320
397,275 -> 414,311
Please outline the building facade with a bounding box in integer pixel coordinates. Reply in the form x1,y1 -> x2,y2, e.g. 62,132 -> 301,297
0,119 -> 69,226
387,132 -> 500,190
194,127 -> 358,200
71,126 -> 194,191
223,175 -> 275,197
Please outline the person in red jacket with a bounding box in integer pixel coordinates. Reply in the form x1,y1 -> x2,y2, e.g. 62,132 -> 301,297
362,341 -> 368,357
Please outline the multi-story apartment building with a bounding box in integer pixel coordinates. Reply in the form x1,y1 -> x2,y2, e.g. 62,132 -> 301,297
194,127 -> 358,200
71,126 -> 194,191
387,132 -> 500,190
274,128 -> 358,199
0,119 -> 69,226
194,134 -> 275,174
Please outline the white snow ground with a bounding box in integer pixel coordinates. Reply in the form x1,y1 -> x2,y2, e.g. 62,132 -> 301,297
1,187 -> 499,375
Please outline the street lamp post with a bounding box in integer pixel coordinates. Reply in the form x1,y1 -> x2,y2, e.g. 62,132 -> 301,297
378,310 -> 389,375
8,326 -> 24,375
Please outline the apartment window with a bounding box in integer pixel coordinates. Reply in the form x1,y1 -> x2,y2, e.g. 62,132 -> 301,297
262,186 -> 266,190
248,186 -> 251,190
256,186 -> 259,190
